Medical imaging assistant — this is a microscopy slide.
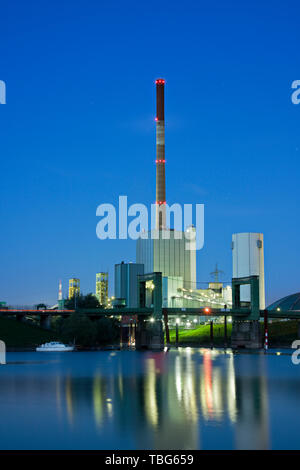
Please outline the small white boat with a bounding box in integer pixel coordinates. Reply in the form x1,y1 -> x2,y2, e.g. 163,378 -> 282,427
36,341 -> 75,352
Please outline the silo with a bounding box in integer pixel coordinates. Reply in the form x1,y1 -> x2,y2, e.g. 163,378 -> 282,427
232,232 -> 265,309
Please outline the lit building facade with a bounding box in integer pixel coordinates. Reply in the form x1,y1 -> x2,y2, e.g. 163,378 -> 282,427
96,272 -> 108,306
68,278 -> 80,299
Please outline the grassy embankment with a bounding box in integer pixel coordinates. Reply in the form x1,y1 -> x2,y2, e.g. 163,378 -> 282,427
168,320 -> 299,347
0,316 -> 56,348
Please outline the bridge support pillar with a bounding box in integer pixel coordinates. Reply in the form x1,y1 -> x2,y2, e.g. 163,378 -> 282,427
135,318 -> 164,350
210,320 -> 214,348
40,315 -> 51,330
224,316 -> 228,348
120,325 -> 129,347
164,311 -> 170,345
231,320 -> 261,349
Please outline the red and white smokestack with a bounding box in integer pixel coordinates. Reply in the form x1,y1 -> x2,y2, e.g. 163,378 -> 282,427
58,280 -> 63,301
155,78 -> 166,230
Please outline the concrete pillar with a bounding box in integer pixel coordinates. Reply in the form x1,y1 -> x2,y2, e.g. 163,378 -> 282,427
40,315 -> 51,330
175,322 -> 179,348
224,316 -> 228,348
120,325 -> 130,348
0,340 -> 6,365
164,311 -> 170,345
298,321 -> 300,339
210,320 -> 214,348
231,320 -> 261,349
135,318 -> 164,350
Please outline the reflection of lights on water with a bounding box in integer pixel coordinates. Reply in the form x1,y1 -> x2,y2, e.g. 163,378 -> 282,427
199,349 -> 237,423
56,376 -> 62,417
107,402 -> 113,417
93,379 -> 114,425
145,359 -> 158,428
184,354 -> 197,422
93,375 -> 103,427
212,369 -> 223,420
118,372 -> 123,399
175,356 -> 182,401
174,351 -> 198,422
203,351 -> 213,417
227,354 -> 237,423
65,376 -> 73,425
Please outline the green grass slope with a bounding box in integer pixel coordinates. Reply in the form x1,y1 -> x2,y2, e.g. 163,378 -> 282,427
0,317 -> 56,348
168,320 -> 299,347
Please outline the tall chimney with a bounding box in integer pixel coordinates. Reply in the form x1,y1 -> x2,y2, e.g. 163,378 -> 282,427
155,78 -> 166,229
58,279 -> 62,301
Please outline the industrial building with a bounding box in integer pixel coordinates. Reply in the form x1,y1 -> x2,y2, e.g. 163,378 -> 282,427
96,272 -> 108,306
136,228 -> 197,295
267,292 -> 300,311
68,278 -> 80,299
114,262 -> 144,308
232,232 -> 265,309
136,79 -> 197,308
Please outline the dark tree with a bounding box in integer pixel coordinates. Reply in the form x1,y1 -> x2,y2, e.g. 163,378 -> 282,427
59,312 -> 96,347
36,303 -> 47,310
95,317 -> 120,344
64,293 -> 100,310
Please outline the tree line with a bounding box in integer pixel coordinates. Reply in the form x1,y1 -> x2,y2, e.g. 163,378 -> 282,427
55,293 -> 120,347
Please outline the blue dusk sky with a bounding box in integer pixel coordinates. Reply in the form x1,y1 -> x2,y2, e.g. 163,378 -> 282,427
0,0 -> 299,306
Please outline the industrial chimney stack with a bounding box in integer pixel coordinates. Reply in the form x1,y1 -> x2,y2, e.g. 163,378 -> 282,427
155,79 -> 166,230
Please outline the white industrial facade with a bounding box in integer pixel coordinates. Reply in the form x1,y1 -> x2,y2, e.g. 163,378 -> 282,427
136,228 -> 197,295
232,232 -> 265,309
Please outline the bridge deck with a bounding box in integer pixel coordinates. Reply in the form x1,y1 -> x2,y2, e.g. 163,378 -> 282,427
1,308 -> 300,320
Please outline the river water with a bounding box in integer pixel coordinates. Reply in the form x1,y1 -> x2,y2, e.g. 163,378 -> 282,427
0,348 -> 299,450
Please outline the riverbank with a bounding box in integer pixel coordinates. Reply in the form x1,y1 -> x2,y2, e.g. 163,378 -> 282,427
1,316 -> 299,349
0,316 -> 56,348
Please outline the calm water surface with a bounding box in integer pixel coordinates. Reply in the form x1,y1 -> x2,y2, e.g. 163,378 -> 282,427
0,348 -> 299,450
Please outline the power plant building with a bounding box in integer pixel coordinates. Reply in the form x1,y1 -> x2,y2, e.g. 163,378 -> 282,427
136,228 -> 197,293
136,79 -> 197,307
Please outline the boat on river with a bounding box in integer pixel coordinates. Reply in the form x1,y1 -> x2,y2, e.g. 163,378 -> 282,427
36,342 -> 75,352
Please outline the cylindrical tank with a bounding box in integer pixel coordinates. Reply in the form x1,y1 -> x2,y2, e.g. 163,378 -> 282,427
232,232 -> 265,309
